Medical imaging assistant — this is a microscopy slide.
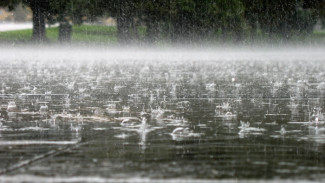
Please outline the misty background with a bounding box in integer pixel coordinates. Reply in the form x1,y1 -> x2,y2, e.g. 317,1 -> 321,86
0,0 -> 325,45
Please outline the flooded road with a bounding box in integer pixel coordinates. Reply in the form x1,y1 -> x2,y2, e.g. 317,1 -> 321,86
0,48 -> 325,182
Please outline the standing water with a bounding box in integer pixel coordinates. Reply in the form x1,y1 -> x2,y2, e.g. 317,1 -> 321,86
0,46 -> 325,182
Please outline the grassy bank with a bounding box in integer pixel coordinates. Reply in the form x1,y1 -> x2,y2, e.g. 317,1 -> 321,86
0,24 -> 325,45
0,25 -> 118,44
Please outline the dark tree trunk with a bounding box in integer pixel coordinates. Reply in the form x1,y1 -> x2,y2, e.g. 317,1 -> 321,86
58,22 -> 72,42
29,1 -> 47,42
117,1 -> 131,44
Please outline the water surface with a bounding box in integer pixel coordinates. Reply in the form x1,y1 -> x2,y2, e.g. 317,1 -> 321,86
0,47 -> 325,182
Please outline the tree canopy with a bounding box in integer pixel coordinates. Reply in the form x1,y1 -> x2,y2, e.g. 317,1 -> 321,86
1,0 -> 325,44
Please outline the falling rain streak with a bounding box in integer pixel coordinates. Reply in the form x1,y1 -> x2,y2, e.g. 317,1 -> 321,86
1,0 -> 325,182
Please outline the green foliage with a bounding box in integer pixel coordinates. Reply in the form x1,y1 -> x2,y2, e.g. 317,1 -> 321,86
1,0 -> 325,44
47,0 -> 107,25
176,0 -> 196,12
242,0 -> 319,40
0,0 -> 21,10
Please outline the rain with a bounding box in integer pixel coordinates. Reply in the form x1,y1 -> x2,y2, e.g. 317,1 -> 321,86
1,1 -> 325,183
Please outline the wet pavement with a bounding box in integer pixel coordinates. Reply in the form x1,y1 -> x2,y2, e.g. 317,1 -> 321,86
1,49 -> 325,182
1,98 -> 325,182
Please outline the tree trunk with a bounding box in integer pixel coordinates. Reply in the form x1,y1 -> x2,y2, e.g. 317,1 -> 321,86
30,1 -> 47,42
58,22 -> 72,43
117,16 -> 131,44
117,1 -> 131,44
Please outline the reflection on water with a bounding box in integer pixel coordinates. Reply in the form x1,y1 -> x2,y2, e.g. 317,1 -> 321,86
0,57 -> 325,181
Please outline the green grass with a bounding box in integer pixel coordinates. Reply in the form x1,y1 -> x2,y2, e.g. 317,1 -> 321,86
73,25 -> 116,35
0,29 -> 33,42
311,31 -> 325,43
0,24 -> 325,45
0,25 -> 118,44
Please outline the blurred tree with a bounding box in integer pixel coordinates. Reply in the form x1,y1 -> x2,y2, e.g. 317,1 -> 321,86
212,0 -> 245,42
241,0 -> 262,40
116,1 -> 134,43
102,0 -> 144,44
302,0 -> 325,29
24,0 -> 50,42
0,0 -> 21,11
243,0 -> 318,40
168,0 -> 196,42
0,0 -> 49,42
1,0 -> 323,43
165,0 -> 245,43
117,0 -> 142,43
48,0 -> 107,42
1,0 -> 108,42
47,0 -> 73,42
140,0 -> 170,43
